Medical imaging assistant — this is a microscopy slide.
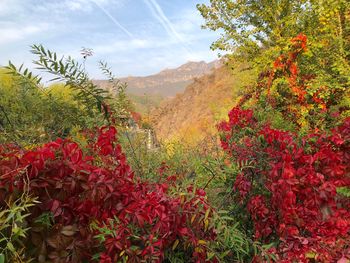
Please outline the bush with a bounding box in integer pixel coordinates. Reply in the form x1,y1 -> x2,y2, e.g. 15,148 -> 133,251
217,34 -> 350,262
0,126 -> 216,262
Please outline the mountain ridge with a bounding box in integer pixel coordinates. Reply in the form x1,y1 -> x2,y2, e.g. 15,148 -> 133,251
94,60 -> 222,97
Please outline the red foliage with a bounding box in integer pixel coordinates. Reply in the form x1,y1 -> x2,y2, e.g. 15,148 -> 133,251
0,127 -> 215,262
219,107 -> 350,262
269,34 -> 309,103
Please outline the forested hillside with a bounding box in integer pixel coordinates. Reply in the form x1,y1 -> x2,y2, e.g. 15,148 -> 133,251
0,0 -> 349,262
150,64 -> 254,144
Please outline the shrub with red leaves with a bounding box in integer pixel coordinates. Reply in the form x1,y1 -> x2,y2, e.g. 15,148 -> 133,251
217,33 -> 350,262
219,107 -> 350,262
0,126 -> 215,262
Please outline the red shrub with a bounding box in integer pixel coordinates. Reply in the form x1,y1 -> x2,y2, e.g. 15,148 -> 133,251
0,126 -> 215,262
219,107 -> 350,262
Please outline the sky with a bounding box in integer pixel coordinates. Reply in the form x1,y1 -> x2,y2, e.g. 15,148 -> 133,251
0,0 -> 220,79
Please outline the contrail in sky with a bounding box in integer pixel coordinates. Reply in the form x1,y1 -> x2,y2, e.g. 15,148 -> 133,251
143,0 -> 192,54
91,0 -> 133,38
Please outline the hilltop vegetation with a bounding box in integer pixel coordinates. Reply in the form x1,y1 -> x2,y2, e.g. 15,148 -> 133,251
0,0 -> 349,262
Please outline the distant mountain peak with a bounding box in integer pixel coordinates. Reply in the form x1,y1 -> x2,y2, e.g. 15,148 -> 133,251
96,59 -> 222,97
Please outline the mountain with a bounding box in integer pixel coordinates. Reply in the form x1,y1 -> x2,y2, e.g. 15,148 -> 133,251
149,63 -> 255,144
95,60 -> 221,98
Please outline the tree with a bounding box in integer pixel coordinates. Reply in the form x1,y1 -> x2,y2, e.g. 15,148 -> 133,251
198,0 -> 312,62
197,0 -> 350,75
198,0 -> 350,124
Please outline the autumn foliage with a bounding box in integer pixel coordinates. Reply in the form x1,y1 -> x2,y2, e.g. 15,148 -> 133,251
218,34 -> 350,262
0,127 -> 215,262
219,107 -> 350,261
1,32 -> 349,262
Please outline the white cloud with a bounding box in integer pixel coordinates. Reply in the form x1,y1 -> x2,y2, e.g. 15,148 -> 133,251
0,23 -> 50,45
18,0 -> 125,18
65,1 -> 87,11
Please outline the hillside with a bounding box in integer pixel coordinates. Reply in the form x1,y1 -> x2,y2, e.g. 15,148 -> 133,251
149,65 -> 250,144
127,93 -> 163,115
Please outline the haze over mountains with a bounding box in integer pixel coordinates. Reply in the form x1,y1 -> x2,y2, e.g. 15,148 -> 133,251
95,60 -> 222,98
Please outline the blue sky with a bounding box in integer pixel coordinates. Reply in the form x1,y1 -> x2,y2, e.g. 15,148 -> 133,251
0,0 -> 220,79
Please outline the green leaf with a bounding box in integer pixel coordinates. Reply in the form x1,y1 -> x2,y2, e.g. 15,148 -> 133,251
91,253 -> 101,261
337,187 -> 350,197
305,251 -> 317,259
40,45 -> 46,56
7,242 -> 15,252
8,60 -> 16,70
0,253 -> 4,263
207,252 -> 215,260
